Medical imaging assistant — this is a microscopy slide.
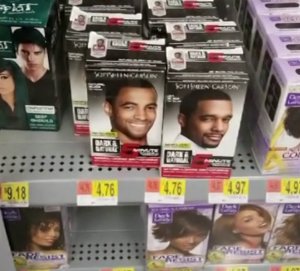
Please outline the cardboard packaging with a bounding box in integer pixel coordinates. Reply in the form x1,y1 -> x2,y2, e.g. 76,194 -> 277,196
0,0 -> 68,131
66,7 -> 142,135
161,47 -> 248,178
86,32 -> 165,167
2,207 -> 68,270
165,21 -> 243,49
146,0 -> 220,37
266,204 -> 300,263
243,0 -> 300,53
147,204 -> 214,269
252,58 -> 300,175
208,204 -> 278,264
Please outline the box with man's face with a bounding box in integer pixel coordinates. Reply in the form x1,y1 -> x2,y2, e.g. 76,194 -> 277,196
2,207 -> 68,270
86,33 -> 166,167
162,46 -> 248,178
0,0 -> 68,131
250,14 -> 300,110
243,0 -> 300,54
146,0 -> 220,37
147,204 -> 214,269
252,58 -> 300,175
165,21 -> 243,49
66,7 -> 140,135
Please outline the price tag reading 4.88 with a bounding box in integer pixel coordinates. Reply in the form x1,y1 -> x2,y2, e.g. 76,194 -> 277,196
1,182 -> 29,207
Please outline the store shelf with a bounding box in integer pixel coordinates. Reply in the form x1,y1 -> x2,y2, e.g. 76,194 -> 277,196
0,108 -> 289,206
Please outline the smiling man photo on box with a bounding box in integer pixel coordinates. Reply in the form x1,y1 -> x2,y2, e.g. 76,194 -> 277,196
104,80 -> 158,145
175,89 -> 233,153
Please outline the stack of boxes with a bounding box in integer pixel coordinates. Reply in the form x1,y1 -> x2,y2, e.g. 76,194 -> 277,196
239,0 -> 300,175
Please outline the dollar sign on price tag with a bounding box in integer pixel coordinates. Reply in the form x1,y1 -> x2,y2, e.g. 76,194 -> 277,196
1,182 -> 29,207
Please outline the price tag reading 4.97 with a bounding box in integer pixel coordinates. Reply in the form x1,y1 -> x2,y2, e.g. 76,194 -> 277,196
224,179 -> 249,195
1,182 -> 29,207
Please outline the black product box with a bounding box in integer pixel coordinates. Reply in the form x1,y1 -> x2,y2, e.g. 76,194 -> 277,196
86,33 -> 166,168
165,21 -> 243,48
146,0 -> 220,36
66,7 -> 142,135
161,46 -> 248,178
0,0 -> 68,131
2,207 -> 68,270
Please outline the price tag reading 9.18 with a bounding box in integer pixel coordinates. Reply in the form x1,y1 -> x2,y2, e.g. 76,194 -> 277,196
1,182 -> 29,207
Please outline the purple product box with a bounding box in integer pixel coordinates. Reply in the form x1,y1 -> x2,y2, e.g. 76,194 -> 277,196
147,204 -> 214,269
252,58 -> 300,175
244,0 -> 300,53
208,203 -> 278,264
250,14 -> 300,109
266,204 -> 300,262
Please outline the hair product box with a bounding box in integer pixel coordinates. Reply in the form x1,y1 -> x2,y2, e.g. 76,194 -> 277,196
252,58 -> 300,175
86,33 -> 165,168
161,47 -> 248,178
208,204 -> 278,264
243,0 -> 300,53
146,0 -> 220,37
165,21 -> 243,49
2,207 -> 68,270
147,204 -> 214,269
0,0 -> 68,131
66,7 -> 142,135
266,204 -> 300,262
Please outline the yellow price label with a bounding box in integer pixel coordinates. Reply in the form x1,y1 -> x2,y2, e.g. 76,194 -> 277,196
281,178 -> 300,195
281,266 -> 300,271
223,178 -> 249,195
92,180 -> 118,197
226,266 -> 248,271
1,182 -> 29,204
113,268 -> 135,271
160,178 -> 186,196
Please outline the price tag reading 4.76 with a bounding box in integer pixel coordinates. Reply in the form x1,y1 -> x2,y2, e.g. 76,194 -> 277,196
92,180 -> 118,198
1,182 -> 29,207
159,178 -> 186,204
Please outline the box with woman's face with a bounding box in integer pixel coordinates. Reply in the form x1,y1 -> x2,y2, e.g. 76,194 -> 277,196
2,208 -> 68,270
147,204 -> 214,268
0,0 -> 68,131
208,204 -> 278,265
267,204 -> 300,262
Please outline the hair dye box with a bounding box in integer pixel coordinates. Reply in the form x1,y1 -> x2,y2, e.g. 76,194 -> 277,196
266,204 -> 300,262
147,204 -> 214,269
165,21 -> 243,48
2,207 -> 68,270
0,0 -> 69,131
243,0 -> 300,54
251,14 -> 300,87
252,58 -> 300,175
208,203 -> 278,264
86,33 -> 166,168
66,7 -> 142,135
161,47 -> 248,178
256,33 -> 300,109
146,0 -> 220,37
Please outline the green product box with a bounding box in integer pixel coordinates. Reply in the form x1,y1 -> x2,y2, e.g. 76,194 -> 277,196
0,0 -> 69,131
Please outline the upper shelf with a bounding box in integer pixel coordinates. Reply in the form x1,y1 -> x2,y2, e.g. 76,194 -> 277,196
0,108 -> 285,206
